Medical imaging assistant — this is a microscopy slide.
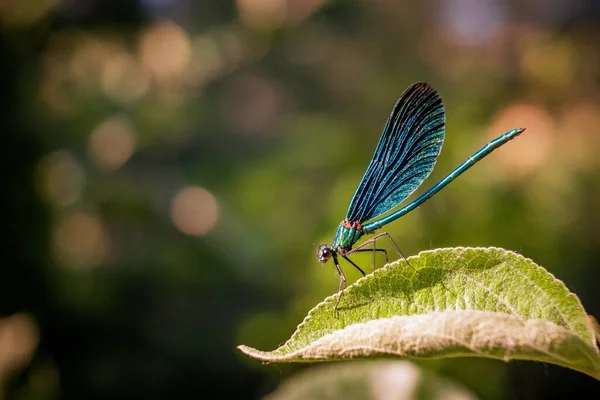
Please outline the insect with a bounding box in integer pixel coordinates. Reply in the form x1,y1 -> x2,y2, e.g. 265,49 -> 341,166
316,82 -> 525,311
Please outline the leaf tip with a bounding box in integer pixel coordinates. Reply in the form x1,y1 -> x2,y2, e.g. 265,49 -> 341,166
237,344 -> 253,354
237,344 -> 272,361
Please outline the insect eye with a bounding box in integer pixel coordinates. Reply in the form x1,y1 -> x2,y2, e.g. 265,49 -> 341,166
316,245 -> 332,264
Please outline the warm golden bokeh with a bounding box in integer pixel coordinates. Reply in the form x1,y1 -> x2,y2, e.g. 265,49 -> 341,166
101,49 -> 150,104
236,0 -> 286,31
0,314 -> 39,389
89,115 -> 136,171
138,21 -> 191,89
37,150 -> 85,208
53,211 -> 107,269
487,102 -> 555,178
170,186 -> 219,236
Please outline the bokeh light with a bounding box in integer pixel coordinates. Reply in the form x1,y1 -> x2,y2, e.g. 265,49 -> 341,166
37,150 -> 85,208
220,75 -> 282,135
69,35 -> 122,93
170,186 -> 219,236
0,314 -> 39,386
236,0 -> 286,31
487,102 -> 554,178
101,49 -> 150,103
138,21 -> 191,88
236,0 -> 326,30
189,35 -> 225,87
52,211 -> 107,269
88,115 -> 136,171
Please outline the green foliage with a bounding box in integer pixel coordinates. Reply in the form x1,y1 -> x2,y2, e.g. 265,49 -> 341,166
239,247 -> 600,379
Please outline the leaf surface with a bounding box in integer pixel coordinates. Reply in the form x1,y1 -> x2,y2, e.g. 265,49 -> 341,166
238,247 -> 600,379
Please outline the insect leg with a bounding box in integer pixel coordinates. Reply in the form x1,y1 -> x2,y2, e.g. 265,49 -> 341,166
348,248 -> 388,271
372,238 -> 376,270
349,232 -> 416,272
341,254 -> 367,276
333,254 -> 347,313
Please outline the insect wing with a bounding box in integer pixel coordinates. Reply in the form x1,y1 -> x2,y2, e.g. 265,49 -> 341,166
345,82 -> 445,223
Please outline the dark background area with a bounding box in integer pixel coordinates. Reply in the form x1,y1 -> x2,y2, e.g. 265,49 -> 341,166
2,0 -> 600,398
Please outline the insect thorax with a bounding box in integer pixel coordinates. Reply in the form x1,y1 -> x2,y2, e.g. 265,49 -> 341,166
332,220 -> 364,251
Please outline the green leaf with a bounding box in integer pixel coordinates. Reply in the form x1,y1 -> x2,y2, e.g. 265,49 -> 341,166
264,360 -> 479,400
238,247 -> 600,379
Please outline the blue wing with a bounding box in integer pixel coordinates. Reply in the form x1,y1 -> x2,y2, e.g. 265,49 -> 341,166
345,82 -> 445,223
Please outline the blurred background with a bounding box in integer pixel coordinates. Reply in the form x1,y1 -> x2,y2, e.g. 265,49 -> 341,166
2,0 -> 600,398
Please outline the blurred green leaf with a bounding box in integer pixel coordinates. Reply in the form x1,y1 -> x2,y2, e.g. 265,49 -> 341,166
239,247 -> 600,379
263,360 -> 478,400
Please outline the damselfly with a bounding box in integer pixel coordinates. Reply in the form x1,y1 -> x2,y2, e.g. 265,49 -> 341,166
316,82 -> 525,310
